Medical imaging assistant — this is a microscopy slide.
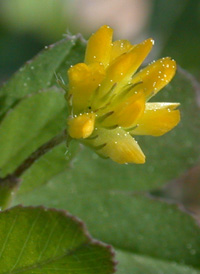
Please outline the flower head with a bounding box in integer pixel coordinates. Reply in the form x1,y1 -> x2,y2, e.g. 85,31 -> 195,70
66,25 -> 180,164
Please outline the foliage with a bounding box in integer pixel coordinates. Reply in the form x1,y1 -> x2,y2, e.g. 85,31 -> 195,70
0,2 -> 200,272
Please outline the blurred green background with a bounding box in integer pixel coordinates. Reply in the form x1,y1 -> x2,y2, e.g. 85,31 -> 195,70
0,0 -> 200,213
1,0 -> 199,82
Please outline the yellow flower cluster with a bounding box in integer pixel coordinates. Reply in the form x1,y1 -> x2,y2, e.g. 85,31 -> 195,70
66,25 -> 180,164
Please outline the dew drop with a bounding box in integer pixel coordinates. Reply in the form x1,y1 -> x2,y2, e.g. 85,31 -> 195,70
151,39 -> 155,45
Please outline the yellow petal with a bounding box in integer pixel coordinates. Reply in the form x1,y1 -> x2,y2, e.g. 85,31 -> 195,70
68,62 -> 105,113
84,127 -> 145,164
98,91 -> 145,128
110,40 -> 134,62
144,102 -> 180,110
84,25 -> 113,68
92,38 -> 154,108
132,57 -> 176,100
68,113 -> 96,139
130,102 -> 180,136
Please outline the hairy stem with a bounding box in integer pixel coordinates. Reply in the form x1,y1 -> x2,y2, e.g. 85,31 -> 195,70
13,130 -> 67,178
0,130 -> 67,209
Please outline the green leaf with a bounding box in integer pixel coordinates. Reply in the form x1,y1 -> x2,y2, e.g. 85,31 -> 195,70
14,169 -> 200,270
12,69 -> 200,195
13,70 -> 200,274
160,0 -> 200,72
0,88 -> 67,177
0,36 -> 86,119
0,206 -> 115,273
19,142 -> 79,194
116,250 -> 200,274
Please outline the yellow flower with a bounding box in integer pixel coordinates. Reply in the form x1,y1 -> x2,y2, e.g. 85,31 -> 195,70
66,25 -> 180,164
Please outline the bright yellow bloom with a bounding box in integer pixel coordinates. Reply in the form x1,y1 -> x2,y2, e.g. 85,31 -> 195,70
66,25 -> 180,164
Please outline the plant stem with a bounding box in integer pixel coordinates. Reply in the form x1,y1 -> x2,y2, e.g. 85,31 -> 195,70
0,130 -> 67,209
13,130 -> 67,178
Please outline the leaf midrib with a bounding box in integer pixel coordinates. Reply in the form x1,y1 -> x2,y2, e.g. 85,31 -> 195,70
0,242 -> 90,274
